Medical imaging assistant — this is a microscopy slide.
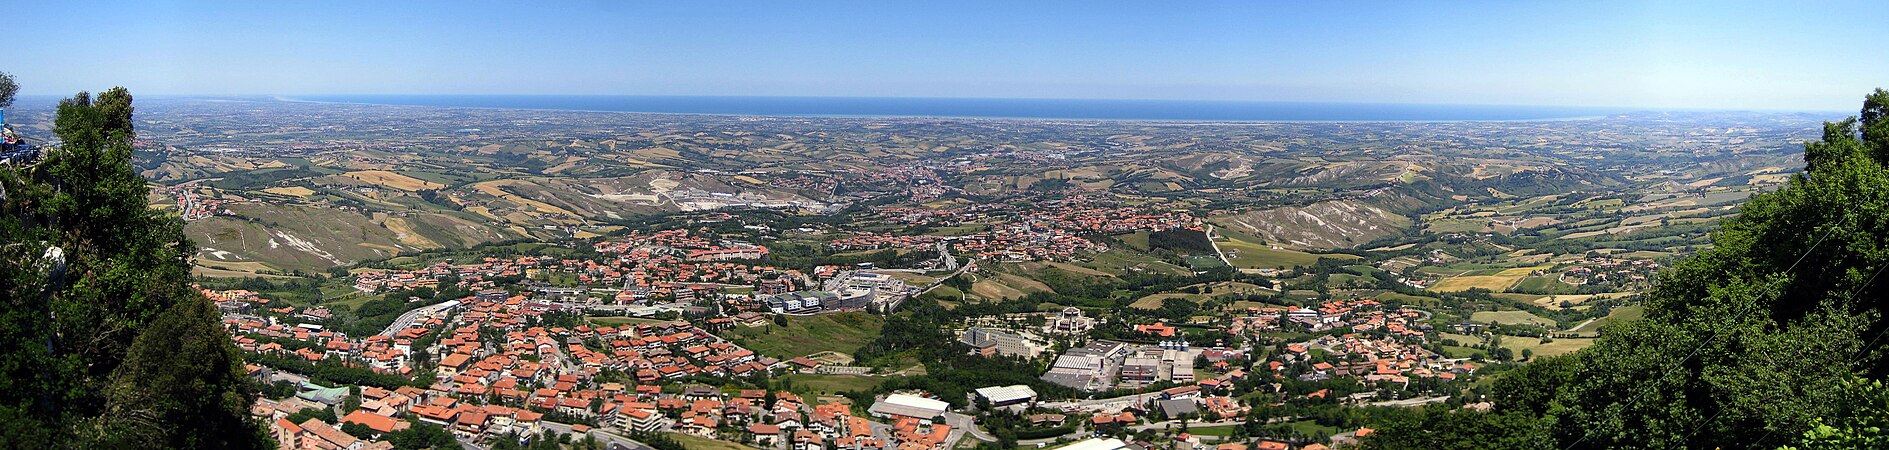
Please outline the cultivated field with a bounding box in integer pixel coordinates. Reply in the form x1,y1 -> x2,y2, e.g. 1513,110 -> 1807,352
1471,310 -> 1557,327
262,186 -> 317,197
1431,265 -> 1550,292
340,170 -> 447,191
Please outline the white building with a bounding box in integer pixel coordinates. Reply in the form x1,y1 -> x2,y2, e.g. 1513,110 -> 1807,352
973,385 -> 1038,407
1058,438 -> 1130,450
868,394 -> 950,421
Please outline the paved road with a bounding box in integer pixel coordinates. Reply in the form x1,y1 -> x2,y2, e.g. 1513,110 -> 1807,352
1129,419 -> 1247,432
911,258 -> 976,299
542,421 -> 658,450
1017,424 -> 1086,447
377,300 -> 459,336
1207,224 -> 1235,267
1367,395 -> 1449,407
1037,392 -> 1157,413
266,370 -> 310,386
943,412 -> 994,446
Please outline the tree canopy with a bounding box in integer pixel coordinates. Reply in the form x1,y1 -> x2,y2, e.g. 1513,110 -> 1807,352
0,71 -> 17,110
1367,88 -> 1889,450
0,88 -> 269,448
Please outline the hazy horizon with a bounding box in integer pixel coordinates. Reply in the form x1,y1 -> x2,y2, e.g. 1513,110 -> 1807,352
5,1 -> 1884,111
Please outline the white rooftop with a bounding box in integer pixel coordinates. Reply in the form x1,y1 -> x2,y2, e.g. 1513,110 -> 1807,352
974,385 -> 1038,403
1058,438 -> 1129,450
868,394 -> 950,419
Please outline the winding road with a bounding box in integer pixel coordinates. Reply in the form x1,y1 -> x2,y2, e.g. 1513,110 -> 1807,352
377,300 -> 459,337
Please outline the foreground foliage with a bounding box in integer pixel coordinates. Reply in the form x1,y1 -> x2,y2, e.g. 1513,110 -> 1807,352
1366,89 -> 1889,449
0,89 -> 268,448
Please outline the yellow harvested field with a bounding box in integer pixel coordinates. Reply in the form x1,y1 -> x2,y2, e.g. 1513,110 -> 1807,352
1130,293 -> 1201,309
341,170 -> 446,191
970,280 -> 1029,300
468,180 -> 580,220
262,186 -> 317,197
1530,292 -> 1630,309
1503,337 -> 1598,358
1495,266 -> 1548,277
1471,310 -> 1556,326
1432,276 -> 1520,292
1432,265 -> 1549,292
381,217 -> 441,248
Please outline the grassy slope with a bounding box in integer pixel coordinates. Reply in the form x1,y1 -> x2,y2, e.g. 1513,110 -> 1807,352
721,312 -> 884,359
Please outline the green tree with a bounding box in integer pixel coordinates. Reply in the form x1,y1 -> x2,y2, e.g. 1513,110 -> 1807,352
1362,406 -> 1550,450
1472,88 -> 1889,449
1781,377 -> 1889,449
340,422 -> 375,440
0,88 -> 269,448
1489,355 -> 1575,417
382,421 -> 458,449
0,71 -> 17,110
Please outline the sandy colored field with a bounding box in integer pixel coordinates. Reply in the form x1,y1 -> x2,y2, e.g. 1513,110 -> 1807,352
262,186 -> 317,197
468,180 -> 580,220
1432,276 -> 1520,292
1530,292 -> 1630,309
381,217 -> 442,248
969,273 -> 1051,300
340,170 -> 446,191
1501,336 -> 1598,358
1130,293 -> 1204,309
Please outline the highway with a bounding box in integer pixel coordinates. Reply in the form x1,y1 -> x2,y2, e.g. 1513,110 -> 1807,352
943,412 -> 995,445
377,300 -> 459,336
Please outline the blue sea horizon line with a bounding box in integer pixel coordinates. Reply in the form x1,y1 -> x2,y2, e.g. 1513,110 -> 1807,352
276,94 -> 1635,122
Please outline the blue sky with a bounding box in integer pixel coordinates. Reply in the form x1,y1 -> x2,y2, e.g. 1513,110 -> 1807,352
4,1 -> 1882,110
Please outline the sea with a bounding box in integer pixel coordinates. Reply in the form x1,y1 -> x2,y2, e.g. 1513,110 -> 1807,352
286,95 -> 1625,122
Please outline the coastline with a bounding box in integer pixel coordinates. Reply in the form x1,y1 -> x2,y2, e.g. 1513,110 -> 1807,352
272,95 -> 1630,124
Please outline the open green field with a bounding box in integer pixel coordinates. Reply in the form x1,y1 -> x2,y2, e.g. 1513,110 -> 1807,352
1219,239 -> 1323,268
1284,419 -> 1342,436
1442,346 -> 1484,359
781,373 -> 894,395
1572,304 -> 1646,335
1471,310 -> 1557,327
1424,217 -> 1489,234
1185,424 -> 1243,437
1375,291 -> 1443,306
662,433 -> 756,450
1513,276 -> 1579,293
723,312 -> 884,359
1087,249 -> 1190,275
1117,230 -> 1152,251
1140,281 -> 1279,309
1215,229 -> 1360,269
1499,335 -> 1598,358
1185,255 -> 1230,270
